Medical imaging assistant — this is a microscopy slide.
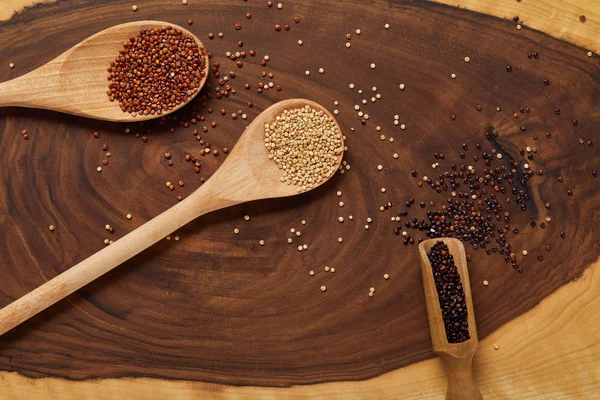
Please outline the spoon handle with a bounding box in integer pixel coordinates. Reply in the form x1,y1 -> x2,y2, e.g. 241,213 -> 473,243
0,190 -> 225,335
441,352 -> 483,400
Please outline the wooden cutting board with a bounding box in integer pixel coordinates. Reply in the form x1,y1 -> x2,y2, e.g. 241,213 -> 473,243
0,0 -> 599,398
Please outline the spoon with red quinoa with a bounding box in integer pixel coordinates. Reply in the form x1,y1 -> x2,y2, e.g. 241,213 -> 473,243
0,98 -> 344,335
0,21 -> 208,122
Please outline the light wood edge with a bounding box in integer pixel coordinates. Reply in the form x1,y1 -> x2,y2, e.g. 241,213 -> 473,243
2,256 -> 598,399
430,0 -> 600,53
418,238 -> 478,358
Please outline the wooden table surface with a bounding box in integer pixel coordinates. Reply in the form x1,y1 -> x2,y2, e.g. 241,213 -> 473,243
0,0 -> 599,398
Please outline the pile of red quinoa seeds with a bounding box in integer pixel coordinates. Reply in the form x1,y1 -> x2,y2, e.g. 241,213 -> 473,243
393,132 -> 543,273
106,26 -> 207,117
427,241 -> 470,343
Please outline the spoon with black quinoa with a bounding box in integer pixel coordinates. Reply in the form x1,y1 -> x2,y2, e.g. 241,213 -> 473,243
419,238 -> 483,400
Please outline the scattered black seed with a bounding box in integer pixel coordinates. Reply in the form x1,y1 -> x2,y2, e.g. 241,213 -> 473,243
427,241 -> 470,344
506,65 -> 512,72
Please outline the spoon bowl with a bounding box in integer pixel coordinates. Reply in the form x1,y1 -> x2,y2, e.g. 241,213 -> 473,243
0,21 -> 208,122
0,99 -> 343,335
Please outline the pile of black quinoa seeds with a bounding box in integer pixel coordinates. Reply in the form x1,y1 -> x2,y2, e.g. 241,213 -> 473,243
427,241 -> 470,343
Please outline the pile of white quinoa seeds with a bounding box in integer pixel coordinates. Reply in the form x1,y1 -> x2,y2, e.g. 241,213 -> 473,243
264,105 -> 343,192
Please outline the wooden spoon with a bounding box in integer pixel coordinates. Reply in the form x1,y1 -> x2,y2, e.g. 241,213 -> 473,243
0,21 -> 208,122
0,98 -> 344,335
418,238 -> 483,400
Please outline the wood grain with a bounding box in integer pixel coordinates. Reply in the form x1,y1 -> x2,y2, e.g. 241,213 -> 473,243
2,257 -> 599,399
0,0 -> 599,394
435,0 -> 600,54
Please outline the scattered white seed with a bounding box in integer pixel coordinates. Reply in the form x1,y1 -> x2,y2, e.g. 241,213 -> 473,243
494,344 -> 500,350
464,56 -> 470,63
321,285 -> 327,292
244,215 -> 250,221
301,220 -> 306,225
303,244 -> 308,250
399,83 -> 405,90
288,238 -> 293,243
182,0 -> 187,4
174,236 -> 180,241
330,268 -> 335,273
305,70 -> 310,76
234,228 -> 240,234
336,191 -> 342,197
393,153 -> 399,159
264,55 -> 270,60
349,215 -> 353,220
497,153 -> 503,159
377,165 -> 383,171
9,63 -> 15,69
451,73 -> 456,79
355,29 -> 361,34
109,240 -> 114,245
277,2 -> 283,9
319,68 -> 324,74
380,188 -> 386,193
364,224 -> 369,230
49,225 -> 55,231
334,110 -> 339,115
370,63 -> 376,69
400,124 -> 406,130
339,201 -> 345,207
369,287 -> 375,293
384,274 -> 389,280
368,292 -> 374,297
325,266 -> 330,272
384,23 -> 390,29
296,231 -> 301,237
338,237 -> 343,243
298,245 -> 303,251
97,167 -> 102,172
259,240 -> 265,246
367,217 -> 372,223
516,24 -> 522,30
346,42 -> 351,48
105,224 -> 111,230
483,280 -> 489,286
297,40 -> 303,45
132,5 -> 138,11
310,270 -> 315,276
104,239 -> 110,245
588,51 -> 593,57
338,216 -> 344,223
